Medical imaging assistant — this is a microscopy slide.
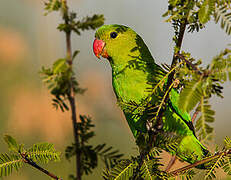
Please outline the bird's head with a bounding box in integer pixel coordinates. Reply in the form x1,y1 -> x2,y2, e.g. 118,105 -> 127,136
93,24 -> 139,61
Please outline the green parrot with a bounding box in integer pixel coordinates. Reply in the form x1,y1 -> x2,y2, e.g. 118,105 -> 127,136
93,24 -> 210,167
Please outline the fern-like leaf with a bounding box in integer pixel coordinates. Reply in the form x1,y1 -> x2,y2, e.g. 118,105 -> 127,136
0,153 -> 23,177
214,5 -> 231,35
222,136 -> 231,175
210,48 -> 231,82
75,15 -> 105,33
102,168 -> 111,180
205,153 -> 226,179
26,143 -> 61,163
195,97 -> 215,141
222,156 -> 231,176
178,78 -> 203,112
199,0 -> 215,24
4,135 -> 19,153
140,158 -> 164,180
140,160 -> 156,180
224,136 -> 231,149
107,160 -> 137,180
95,143 -> 123,169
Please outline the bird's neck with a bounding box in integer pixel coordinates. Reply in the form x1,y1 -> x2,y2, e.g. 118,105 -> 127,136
109,50 -> 156,104
109,47 -> 155,76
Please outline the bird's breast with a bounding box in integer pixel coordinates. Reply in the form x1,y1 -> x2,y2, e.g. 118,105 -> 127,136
112,68 -> 151,104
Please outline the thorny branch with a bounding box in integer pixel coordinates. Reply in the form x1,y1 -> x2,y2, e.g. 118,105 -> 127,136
175,53 -> 202,75
169,148 -> 231,177
155,19 -> 187,130
175,53 -> 206,124
168,19 -> 188,79
20,152 -> 62,180
165,155 -> 177,172
61,1 -> 81,180
151,19 -> 187,171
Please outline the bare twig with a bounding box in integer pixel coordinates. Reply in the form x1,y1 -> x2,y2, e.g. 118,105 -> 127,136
61,1 -> 81,180
20,153 -> 62,180
165,155 -> 177,172
169,148 -> 231,177
191,110 -> 199,124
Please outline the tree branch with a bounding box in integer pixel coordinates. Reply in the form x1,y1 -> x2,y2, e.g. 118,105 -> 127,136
165,155 -> 177,172
174,53 -> 204,124
169,148 -> 231,177
175,53 -> 203,75
169,19 -> 187,78
191,109 -> 199,124
149,19 -> 188,173
20,153 -> 62,180
153,19 -> 187,136
61,1 -> 81,180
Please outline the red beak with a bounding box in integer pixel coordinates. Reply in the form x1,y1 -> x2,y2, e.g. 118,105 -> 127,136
93,39 -> 109,59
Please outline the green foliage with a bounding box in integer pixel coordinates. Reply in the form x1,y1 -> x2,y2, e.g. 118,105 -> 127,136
117,99 -> 147,116
102,147 -> 169,180
42,0 -> 104,112
198,0 -> 215,24
44,0 -> 104,35
178,78 -> 203,113
140,158 -> 164,180
163,0 -> 195,22
103,159 -> 137,180
0,153 -> 23,177
214,4 -> 231,35
224,136 -> 231,149
0,135 -> 60,177
109,1 -> 231,180
141,149 -> 165,179
57,13 -> 105,35
4,135 -> 20,153
42,1 -> 110,180
26,143 -> 61,163
44,0 -> 62,14
65,115 -> 123,176
113,48 -> 231,179
95,144 -> 124,169
210,48 -> 231,83
164,0 -> 213,24
176,49 -> 231,142
195,97 -> 215,141
71,14 -> 105,35
163,0 -> 231,34
42,0 -> 231,179
177,169 -> 196,180
154,134 -> 179,154
222,137 -> 231,176
204,137 -> 231,179
102,134 -> 185,180
40,59 -> 85,112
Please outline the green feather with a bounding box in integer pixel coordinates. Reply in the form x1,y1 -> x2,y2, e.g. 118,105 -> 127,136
95,24 -> 210,167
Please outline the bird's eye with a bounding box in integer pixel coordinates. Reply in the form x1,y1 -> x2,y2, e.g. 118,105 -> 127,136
110,32 -> 118,39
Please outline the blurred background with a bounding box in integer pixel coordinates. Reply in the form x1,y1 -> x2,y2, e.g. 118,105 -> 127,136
0,0 -> 230,179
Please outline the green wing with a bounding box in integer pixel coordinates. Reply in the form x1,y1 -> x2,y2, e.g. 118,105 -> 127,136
169,88 -> 196,136
167,88 -> 210,166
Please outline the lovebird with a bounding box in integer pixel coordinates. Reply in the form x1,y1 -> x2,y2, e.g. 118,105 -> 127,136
93,24 -> 210,167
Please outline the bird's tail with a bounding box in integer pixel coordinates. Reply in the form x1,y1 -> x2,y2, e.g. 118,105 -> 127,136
176,135 -> 211,169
